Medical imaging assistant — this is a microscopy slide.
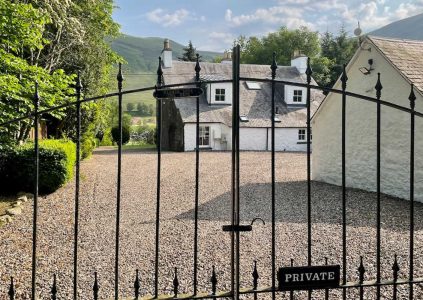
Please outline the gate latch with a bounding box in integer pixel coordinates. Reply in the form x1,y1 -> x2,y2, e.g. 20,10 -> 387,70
222,218 -> 265,232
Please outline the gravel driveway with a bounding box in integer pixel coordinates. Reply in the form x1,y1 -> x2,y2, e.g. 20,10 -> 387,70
0,148 -> 423,299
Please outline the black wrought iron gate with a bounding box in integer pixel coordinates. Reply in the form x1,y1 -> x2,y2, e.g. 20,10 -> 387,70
1,44 -> 422,299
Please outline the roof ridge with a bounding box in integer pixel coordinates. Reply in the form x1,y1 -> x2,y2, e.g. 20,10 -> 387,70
368,35 -> 423,44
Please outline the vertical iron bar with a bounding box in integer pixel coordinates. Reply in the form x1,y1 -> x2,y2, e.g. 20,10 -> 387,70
324,257 -> 329,300
408,84 -> 416,300
270,52 -> 278,300
155,57 -> 163,298
73,72 -> 82,300
230,47 -> 236,299
375,73 -> 382,300
115,63 -> 124,300
340,64 -> 348,300
235,44 -> 241,300
290,259 -> 294,300
305,58 -> 313,300
193,53 -> 201,296
31,82 -> 40,300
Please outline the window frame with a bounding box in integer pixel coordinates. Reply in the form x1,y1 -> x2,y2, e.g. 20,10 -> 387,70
199,126 -> 210,146
298,129 -> 306,141
293,89 -> 303,103
215,88 -> 226,101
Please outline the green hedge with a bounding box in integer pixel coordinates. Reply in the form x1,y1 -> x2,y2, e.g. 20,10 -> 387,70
0,139 -> 76,194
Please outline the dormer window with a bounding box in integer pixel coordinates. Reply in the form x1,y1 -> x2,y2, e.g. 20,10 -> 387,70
293,90 -> 303,102
215,89 -> 226,101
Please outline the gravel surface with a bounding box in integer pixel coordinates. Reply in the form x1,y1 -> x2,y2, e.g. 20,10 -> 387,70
1,148 -> 423,299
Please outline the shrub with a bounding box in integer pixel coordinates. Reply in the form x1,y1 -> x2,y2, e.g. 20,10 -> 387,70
111,125 -> 130,145
81,134 -> 96,159
100,128 -> 113,146
0,139 -> 76,194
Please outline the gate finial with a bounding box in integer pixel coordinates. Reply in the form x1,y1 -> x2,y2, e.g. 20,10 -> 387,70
375,73 -> 383,100
271,52 -> 277,79
305,57 -> 313,84
409,84 -> 416,110
341,64 -> 348,90
76,71 -> 83,93
195,53 -> 201,82
117,62 -> 124,91
157,57 -> 163,87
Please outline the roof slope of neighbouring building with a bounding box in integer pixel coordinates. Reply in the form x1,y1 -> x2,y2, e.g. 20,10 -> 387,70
162,61 -> 324,128
368,36 -> 423,94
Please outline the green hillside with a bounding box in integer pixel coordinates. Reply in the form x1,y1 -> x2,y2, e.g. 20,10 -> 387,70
111,34 -> 221,73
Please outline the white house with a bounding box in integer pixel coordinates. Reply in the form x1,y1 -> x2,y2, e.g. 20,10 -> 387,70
312,36 -> 423,201
159,40 -> 324,152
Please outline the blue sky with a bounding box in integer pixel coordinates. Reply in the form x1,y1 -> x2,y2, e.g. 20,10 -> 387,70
113,0 -> 423,52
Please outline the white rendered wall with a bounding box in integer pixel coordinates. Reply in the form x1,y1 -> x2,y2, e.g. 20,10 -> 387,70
312,43 -> 423,201
239,128 -> 267,150
268,128 -> 309,152
184,123 -> 231,151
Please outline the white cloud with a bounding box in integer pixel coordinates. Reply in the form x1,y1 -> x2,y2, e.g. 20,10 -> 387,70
146,8 -> 190,27
224,6 -> 311,28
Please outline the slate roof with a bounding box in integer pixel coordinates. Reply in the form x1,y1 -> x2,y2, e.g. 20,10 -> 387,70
369,36 -> 423,94
162,61 -> 324,128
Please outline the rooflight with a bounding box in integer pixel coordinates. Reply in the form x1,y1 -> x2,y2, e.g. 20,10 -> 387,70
274,117 -> 281,123
240,116 -> 249,122
246,82 -> 261,90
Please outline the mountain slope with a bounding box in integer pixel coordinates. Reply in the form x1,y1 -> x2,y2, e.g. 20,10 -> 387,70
370,13 -> 423,40
111,34 -> 221,72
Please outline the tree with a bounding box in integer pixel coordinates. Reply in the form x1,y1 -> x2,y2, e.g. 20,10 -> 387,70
0,0 -> 75,146
179,41 -> 198,62
0,0 -> 121,156
319,28 -> 357,87
127,102 -> 134,111
238,27 -> 320,66
111,125 -> 130,145
234,26 -> 357,88
137,102 -> 142,112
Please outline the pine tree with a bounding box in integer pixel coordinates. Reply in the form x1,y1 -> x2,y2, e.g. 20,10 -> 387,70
179,40 -> 198,62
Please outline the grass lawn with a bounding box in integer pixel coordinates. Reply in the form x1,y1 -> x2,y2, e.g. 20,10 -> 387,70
111,73 -> 157,109
0,197 -> 15,216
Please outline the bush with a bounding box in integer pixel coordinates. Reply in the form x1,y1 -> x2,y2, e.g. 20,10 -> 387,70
100,128 -> 113,146
0,139 -> 76,194
111,125 -> 130,145
81,134 -> 96,159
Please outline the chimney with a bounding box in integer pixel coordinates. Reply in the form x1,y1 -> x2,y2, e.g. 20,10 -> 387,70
291,50 -> 307,74
221,51 -> 232,64
162,38 -> 172,68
